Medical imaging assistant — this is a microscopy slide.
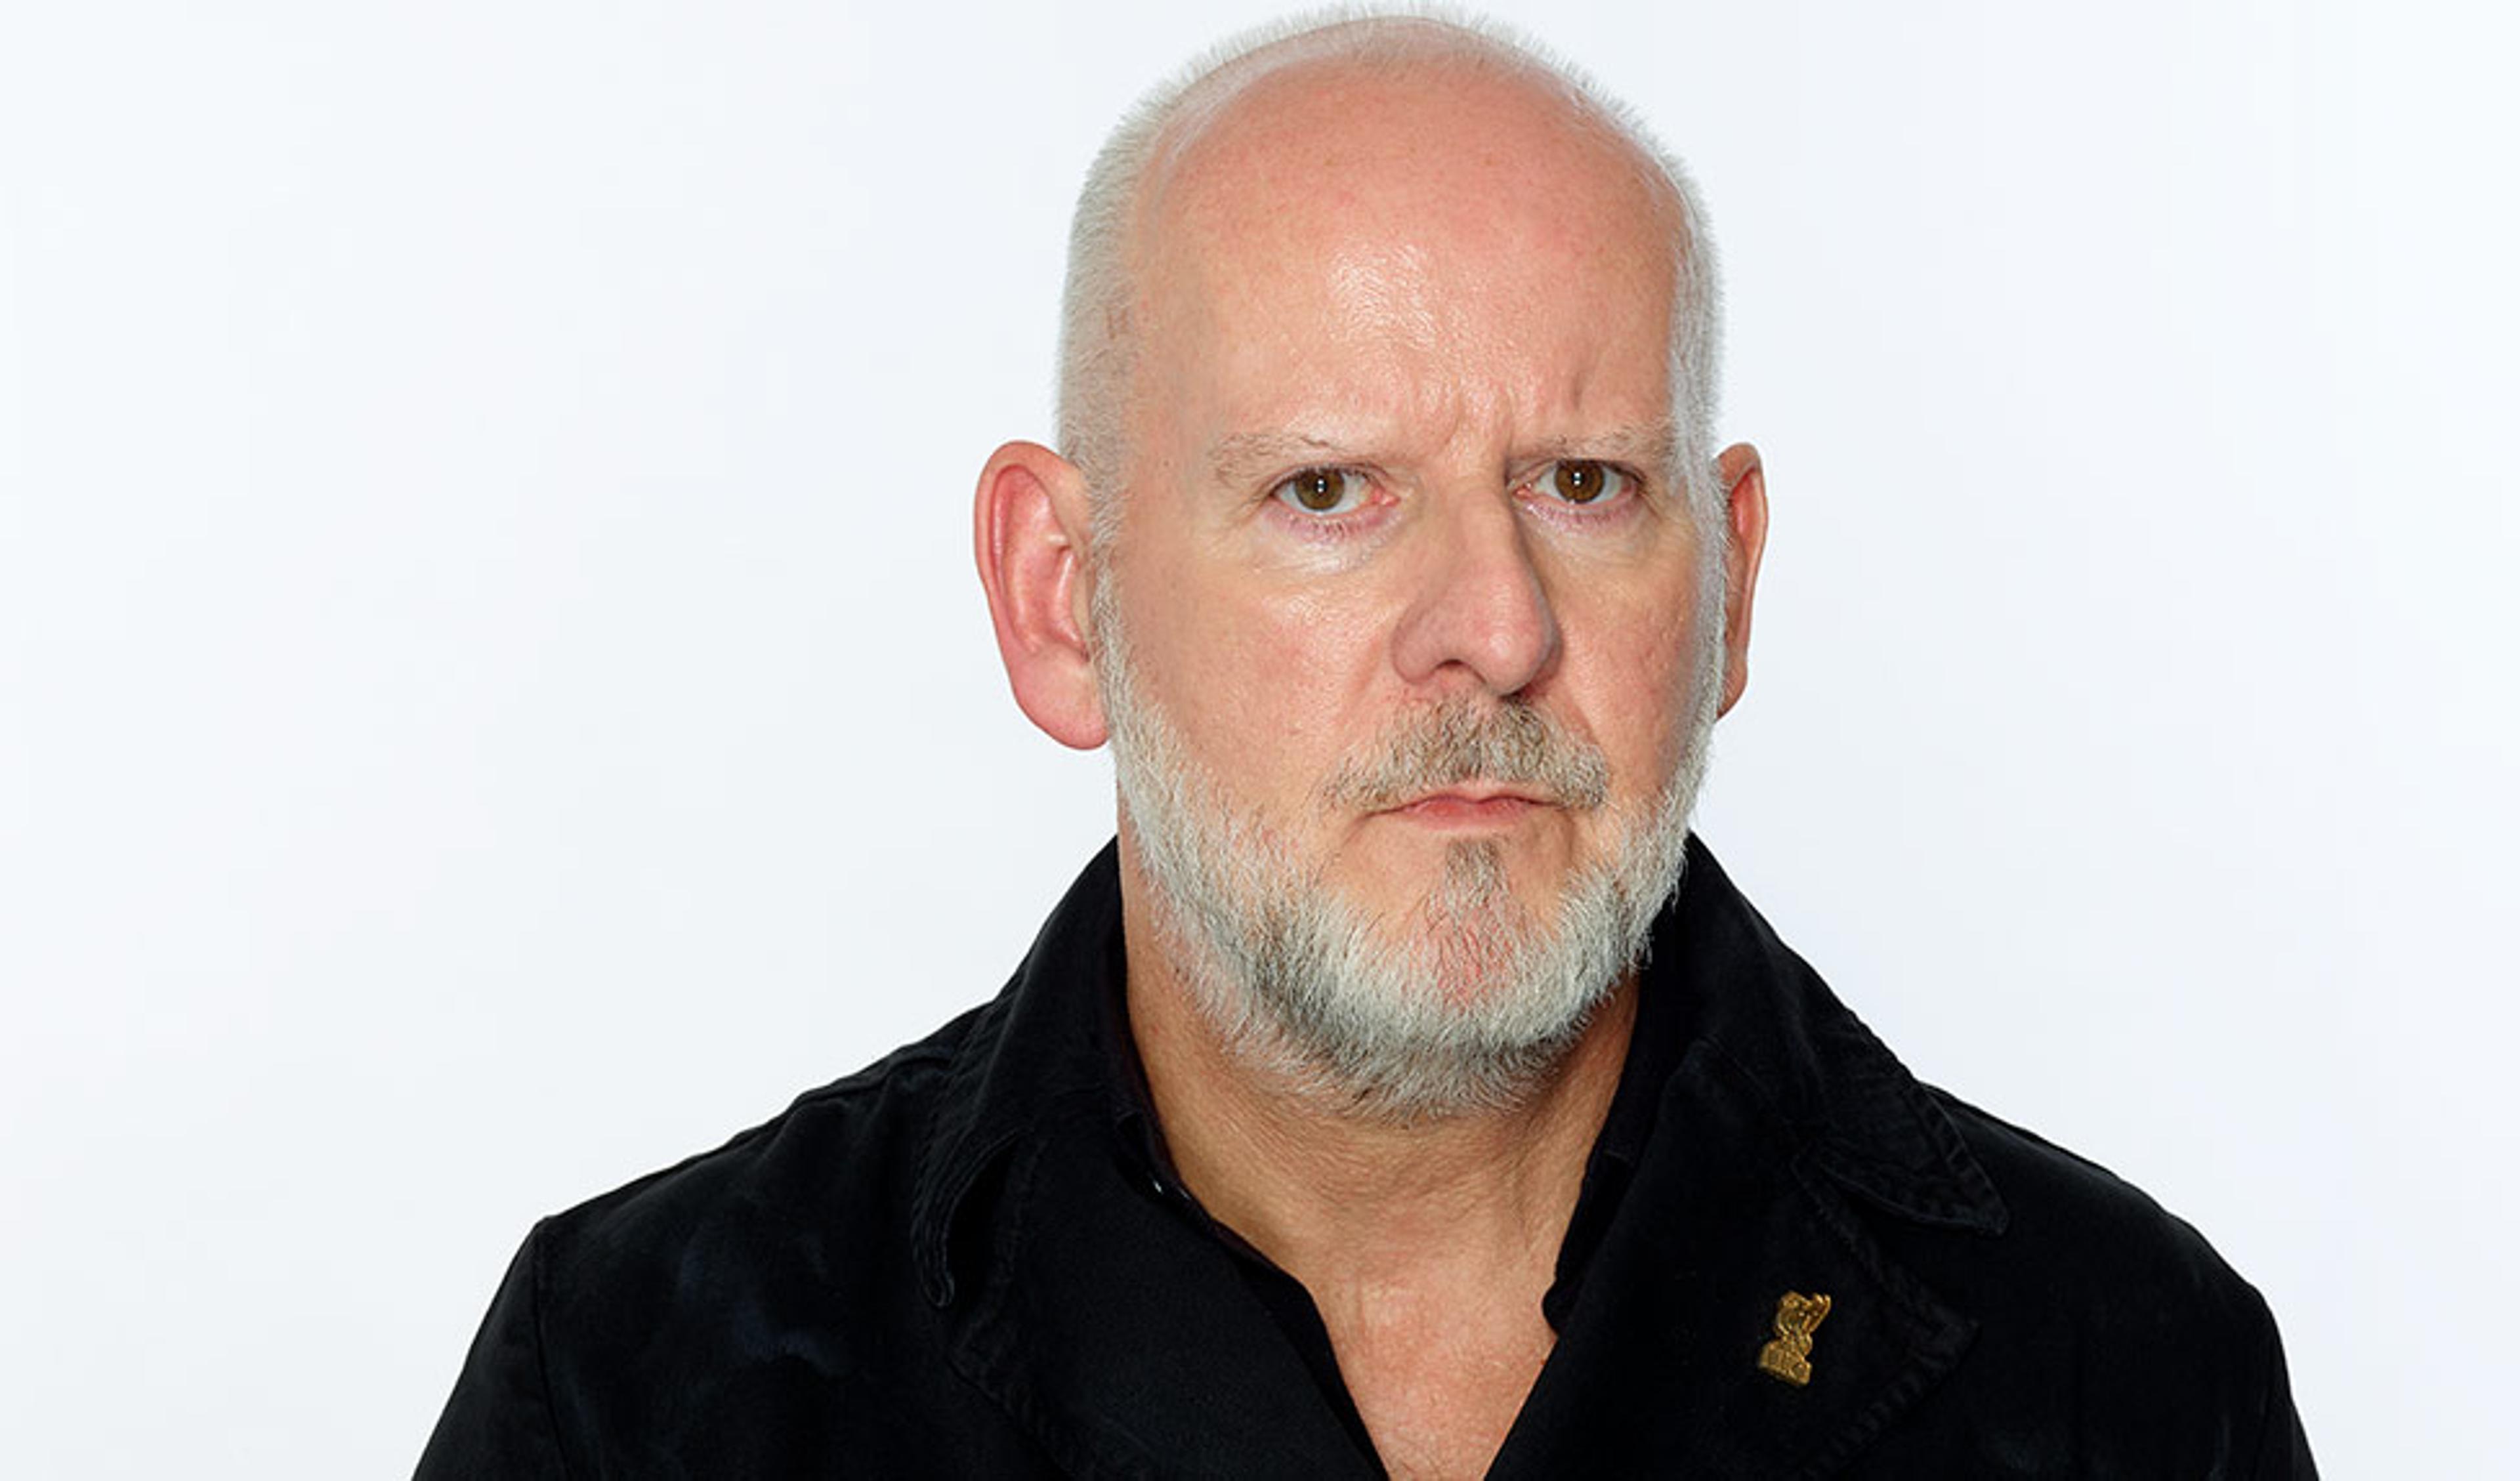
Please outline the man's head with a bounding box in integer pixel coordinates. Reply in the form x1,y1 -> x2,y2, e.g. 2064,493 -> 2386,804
975,13 -> 1768,1119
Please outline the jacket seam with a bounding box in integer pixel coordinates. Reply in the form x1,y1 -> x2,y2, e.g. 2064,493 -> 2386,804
912,997 -> 1015,1304
942,1138 -> 1146,1478
528,1219 -> 579,1481
2240,1289 -> 2284,1479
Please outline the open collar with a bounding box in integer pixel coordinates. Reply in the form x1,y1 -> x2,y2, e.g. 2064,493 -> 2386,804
908,837 -> 2010,1476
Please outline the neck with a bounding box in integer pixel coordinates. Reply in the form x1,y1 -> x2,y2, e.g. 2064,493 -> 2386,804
1119,862 -> 1637,1299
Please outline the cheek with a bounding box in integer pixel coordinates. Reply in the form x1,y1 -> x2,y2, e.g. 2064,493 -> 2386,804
1562,579 -> 1708,785
1124,566 -> 1389,790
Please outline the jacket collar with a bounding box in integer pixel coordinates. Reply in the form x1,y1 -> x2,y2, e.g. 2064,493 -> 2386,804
912,836 -> 2004,1297
1654,837 -> 2009,1236
909,839 -> 1131,1309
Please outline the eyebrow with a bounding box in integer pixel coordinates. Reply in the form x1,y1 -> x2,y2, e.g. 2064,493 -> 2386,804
1203,421 -> 1685,488
1206,431 -> 1349,488
1528,421 -> 1683,474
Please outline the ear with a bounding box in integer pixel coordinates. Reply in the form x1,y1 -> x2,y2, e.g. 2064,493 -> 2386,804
974,440 -> 1108,749
1713,442 -> 1769,718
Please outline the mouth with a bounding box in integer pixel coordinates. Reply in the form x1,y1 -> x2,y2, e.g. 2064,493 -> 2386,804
1378,786 -> 1553,827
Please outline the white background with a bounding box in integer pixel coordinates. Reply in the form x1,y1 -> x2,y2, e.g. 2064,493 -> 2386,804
3,1 -> 2511,1474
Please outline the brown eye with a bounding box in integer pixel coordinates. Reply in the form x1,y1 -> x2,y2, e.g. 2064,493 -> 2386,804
1273,467 -> 1367,515
1547,460 -> 1624,505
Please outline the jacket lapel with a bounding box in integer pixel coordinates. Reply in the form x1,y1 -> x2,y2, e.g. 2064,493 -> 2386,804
941,1129 -> 1379,1480
1495,1039 -> 1977,1478
1496,842 -> 2006,1476
910,846 -> 1376,1477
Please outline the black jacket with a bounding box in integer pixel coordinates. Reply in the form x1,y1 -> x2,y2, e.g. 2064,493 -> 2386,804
419,839 -> 2315,1477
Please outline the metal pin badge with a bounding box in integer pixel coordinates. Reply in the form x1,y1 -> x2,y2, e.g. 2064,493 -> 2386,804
1757,1291 -> 1832,1387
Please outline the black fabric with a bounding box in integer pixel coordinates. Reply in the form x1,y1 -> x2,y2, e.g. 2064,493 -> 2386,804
417,838 -> 2317,1478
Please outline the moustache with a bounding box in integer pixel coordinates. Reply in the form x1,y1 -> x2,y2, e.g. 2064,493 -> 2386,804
1320,699 -> 1610,813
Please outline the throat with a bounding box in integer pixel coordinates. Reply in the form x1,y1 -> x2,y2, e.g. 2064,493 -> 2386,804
1321,1270 -> 1559,1481
1118,879 -> 1644,1474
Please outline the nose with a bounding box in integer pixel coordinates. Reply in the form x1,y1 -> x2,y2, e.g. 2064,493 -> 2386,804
1389,489 -> 1562,696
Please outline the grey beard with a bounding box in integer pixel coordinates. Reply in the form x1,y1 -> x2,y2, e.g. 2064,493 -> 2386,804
1093,571 -> 1723,1125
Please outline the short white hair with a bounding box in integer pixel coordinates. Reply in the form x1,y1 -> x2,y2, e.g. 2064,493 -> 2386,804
1055,7 -> 1726,545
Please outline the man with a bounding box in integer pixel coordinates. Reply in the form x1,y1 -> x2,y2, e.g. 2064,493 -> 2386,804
422,14 -> 2313,1477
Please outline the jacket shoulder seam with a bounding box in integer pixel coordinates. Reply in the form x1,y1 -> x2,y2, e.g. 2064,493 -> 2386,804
526,1219 -> 579,1481
551,1032 -> 978,1226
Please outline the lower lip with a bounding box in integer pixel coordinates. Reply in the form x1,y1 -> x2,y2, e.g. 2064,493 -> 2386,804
1388,795 -> 1543,826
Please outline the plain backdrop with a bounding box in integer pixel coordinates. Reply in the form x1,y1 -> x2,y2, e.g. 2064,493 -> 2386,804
3,1 -> 2512,1474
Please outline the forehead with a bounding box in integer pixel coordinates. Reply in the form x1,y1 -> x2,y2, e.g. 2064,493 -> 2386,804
1132,55 -> 1683,441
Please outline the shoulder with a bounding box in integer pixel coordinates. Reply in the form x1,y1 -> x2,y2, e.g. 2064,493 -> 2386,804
1926,1086 -> 2270,1327
512,995 -> 1013,1430
421,997 -> 1060,1475
1882,1088 -> 2314,1475
535,999 -> 999,1299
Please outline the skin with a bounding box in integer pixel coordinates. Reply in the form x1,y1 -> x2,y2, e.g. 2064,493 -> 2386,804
975,41 -> 1769,1481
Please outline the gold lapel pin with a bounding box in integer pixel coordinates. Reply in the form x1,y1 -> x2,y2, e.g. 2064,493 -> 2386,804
1757,1291 -> 1832,1387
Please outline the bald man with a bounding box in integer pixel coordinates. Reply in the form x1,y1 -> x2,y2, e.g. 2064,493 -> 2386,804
421,16 -> 2313,1478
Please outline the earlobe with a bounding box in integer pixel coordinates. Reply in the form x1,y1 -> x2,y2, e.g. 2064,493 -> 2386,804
973,441 -> 1110,749
1712,442 -> 1769,718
